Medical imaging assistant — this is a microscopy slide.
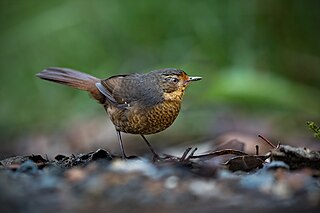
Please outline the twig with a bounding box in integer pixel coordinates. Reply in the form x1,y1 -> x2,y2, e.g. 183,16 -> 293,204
258,134 -> 276,148
190,149 -> 248,160
185,148 -> 198,161
179,147 -> 192,162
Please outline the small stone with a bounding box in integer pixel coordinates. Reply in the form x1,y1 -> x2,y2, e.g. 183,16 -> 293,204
189,180 -> 218,197
65,167 -> 87,182
164,176 -> 179,189
17,160 -> 38,175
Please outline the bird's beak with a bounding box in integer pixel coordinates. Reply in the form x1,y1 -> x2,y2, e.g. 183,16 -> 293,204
186,76 -> 202,82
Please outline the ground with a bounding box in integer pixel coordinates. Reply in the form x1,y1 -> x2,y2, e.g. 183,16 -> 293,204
1,140 -> 319,213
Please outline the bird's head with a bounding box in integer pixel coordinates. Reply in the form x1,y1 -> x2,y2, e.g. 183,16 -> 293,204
153,68 -> 202,101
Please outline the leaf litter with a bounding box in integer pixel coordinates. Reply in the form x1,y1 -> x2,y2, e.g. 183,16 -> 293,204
0,135 -> 319,213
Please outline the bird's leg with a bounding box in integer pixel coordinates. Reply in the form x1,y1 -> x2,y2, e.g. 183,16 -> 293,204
140,135 -> 160,159
116,130 -> 128,159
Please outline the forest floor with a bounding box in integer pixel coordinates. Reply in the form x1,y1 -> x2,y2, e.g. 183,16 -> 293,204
1,136 -> 320,213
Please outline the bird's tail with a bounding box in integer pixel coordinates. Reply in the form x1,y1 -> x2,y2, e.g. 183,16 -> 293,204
36,67 -> 105,103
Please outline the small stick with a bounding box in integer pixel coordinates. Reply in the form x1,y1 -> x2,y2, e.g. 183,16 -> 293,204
258,134 -> 276,148
45,154 -> 49,161
255,145 -> 259,155
180,147 -> 192,162
185,147 -> 198,161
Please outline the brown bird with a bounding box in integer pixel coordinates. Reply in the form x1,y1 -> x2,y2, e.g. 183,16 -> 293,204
36,67 -> 201,159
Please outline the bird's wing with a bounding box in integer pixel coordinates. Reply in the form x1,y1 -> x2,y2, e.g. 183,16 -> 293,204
95,82 -> 118,105
99,73 -> 163,107
98,74 -> 133,107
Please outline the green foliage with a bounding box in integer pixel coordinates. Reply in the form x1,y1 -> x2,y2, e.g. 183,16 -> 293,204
0,0 -> 319,135
307,121 -> 320,139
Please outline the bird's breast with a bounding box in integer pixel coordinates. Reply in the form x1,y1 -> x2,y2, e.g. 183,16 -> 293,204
106,100 -> 181,135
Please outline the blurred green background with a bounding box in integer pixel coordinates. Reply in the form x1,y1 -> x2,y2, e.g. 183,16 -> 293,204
0,0 -> 319,156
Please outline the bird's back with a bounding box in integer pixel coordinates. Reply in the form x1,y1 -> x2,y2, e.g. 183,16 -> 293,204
101,72 -> 164,107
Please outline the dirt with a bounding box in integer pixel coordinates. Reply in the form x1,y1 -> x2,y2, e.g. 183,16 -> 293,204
1,143 -> 319,213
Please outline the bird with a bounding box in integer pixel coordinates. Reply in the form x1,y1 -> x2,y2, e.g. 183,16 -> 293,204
36,67 -> 202,159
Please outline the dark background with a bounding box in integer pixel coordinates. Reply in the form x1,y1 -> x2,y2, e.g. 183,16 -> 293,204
1,0 -> 319,158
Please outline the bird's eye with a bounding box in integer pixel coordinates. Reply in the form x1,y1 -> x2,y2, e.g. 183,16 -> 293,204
170,77 -> 179,83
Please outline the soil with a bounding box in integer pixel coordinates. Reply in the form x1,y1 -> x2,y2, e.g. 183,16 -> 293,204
1,143 -> 319,213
